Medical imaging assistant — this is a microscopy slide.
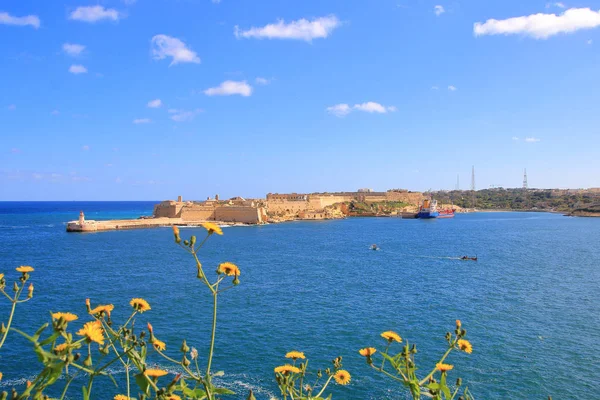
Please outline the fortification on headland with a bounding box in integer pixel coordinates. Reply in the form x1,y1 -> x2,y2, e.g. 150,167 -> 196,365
66,189 -> 426,232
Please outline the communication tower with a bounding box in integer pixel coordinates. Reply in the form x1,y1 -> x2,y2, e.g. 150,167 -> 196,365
523,169 -> 528,190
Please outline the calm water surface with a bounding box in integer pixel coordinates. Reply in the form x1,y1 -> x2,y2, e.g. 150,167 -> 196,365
0,202 -> 599,399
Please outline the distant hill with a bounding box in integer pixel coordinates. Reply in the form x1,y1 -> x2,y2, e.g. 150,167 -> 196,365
430,188 -> 600,212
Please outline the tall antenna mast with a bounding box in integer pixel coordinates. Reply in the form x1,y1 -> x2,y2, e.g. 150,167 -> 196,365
523,168 -> 528,190
471,166 -> 476,209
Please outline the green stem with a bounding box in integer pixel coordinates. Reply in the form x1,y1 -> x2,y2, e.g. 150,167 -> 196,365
418,343 -> 455,386
0,285 -> 23,349
206,291 -> 218,376
314,375 -> 334,398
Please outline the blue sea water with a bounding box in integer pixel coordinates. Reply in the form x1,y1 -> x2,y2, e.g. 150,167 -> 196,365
1,202 -> 599,399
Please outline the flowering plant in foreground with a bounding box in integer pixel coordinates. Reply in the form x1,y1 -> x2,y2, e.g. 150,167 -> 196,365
358,321 -> 475,399
0,224 -> 479,399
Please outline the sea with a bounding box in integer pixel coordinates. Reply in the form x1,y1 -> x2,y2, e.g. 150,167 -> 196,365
0,202 -> 599,399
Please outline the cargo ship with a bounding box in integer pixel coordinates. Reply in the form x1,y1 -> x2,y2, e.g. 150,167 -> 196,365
417,199 -> 439,219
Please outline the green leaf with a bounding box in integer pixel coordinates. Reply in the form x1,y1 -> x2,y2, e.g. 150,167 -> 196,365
212,370 -> 225,377
82,386 -> 90,400
212,387 -> 235,395
134,373 -> 150,396
380,352 -> 400,369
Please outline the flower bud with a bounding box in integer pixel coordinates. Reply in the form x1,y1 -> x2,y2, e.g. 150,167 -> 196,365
182,356 -> 190,367
74,353 -> 81,361
83,354 -> 92,367
13,282 -> 18,292
85,298 -> 91,313
456,319 -> 461,328
27,284 -> 34,298
100,345 -> 110,355
460,329 -> 467,337
456,378 -> 462,387
180,340 -> 189,353
190,235 -> 196,247
411,344 -> 417,354
233,276 -> 240,286
317,370 -> 322,378
173,226 -> 181,243
247,390 -> 257,400
183,240 -> 189,246
0,323 -> 6,334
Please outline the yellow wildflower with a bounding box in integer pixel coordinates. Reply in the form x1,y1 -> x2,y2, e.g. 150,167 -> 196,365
217,262 -> 240,276
359,347 -> 377,357
201,222 -> 223,235
76,321 -> 104,345
114,395 -> 131,400
144,369 -> 168,378
436,363 -> 454,373
334,370 -> 351,385
52,312 -> 78,322
16,266 -> 34,273
381,331 -> 402,343
0,372 -> 2,381
54,343 -> 69,353
89,304 -> 114,316
172,226 -> 180,236
274,365 -> 301,374
153,339 -> 166,351
130,298 -> 151,313
0,273 -> 4,280
167,395 -> 181,400
457,339 -> 473,354
285,351 -> 305,360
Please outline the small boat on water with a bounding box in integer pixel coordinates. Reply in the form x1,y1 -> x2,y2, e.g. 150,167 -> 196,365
460,256 -> 478,261
370,244 -> 379,251
438,208 -> 456,218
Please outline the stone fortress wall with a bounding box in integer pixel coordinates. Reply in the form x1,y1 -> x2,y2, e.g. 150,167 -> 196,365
265,190 -> 424,217
153,195 -> 266,224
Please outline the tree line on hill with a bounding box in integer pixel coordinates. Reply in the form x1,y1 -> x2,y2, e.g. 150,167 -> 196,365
430,188 -> 600,212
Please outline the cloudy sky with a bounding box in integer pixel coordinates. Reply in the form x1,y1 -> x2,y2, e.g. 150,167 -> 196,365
2,0 -> 600,200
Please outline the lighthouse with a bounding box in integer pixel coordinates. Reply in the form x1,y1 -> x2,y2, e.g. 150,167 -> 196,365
79,211 -> 85,226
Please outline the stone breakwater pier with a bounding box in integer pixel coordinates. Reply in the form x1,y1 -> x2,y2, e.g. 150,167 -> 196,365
67,190 -> 426,232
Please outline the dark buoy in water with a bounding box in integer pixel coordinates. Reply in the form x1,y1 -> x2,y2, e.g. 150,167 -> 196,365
370,244 -> 379,251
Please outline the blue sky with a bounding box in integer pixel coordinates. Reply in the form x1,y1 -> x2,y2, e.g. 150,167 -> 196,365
2,0 -> 600,200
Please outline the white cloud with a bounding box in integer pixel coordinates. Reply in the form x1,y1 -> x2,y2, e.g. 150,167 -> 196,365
0,12 -> 40,28
69,64 -> 88,74
82,145 -> 90,151
255,77 -> 271,85
525,137 -> 541,142
147,99 -> 162,108
434,5 -> 445,16
512,136 -> 520,141
169,109 -> 202,122
63,43 -> 86,56
354,102 -> 396,113
431,86 -> 439,90
32,173 -> 43,180
151,35 -> 200,66
204,80 -> 253,97
8,104 -> 16,111
474,8 -> 600,39
448,85 -> 457,91
69,6 -> 120,23
546,2 -> 566,9
326,104 -> 352,117
327,102 -> 396,117
234,15 -> 341,42
133,118 -> 152,124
